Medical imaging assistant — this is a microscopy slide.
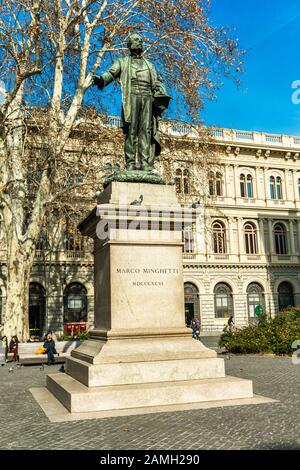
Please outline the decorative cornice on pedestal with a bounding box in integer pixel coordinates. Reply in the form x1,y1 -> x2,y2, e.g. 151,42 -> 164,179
103,170 -> 166,187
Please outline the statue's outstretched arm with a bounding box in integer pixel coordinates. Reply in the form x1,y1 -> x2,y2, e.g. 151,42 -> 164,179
92,60 -> 121,91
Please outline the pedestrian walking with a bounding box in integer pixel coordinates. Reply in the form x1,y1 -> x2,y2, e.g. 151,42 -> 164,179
9,335 -> 19,362
227,315 -> 234,333
191,318 -> 200,340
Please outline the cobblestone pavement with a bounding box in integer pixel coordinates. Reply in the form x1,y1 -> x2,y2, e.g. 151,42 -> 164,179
0,355 -> 299,450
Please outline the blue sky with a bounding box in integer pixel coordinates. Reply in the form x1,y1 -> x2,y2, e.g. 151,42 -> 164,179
202,0 -> 300,136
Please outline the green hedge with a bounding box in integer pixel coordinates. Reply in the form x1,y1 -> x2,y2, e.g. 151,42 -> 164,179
57,331 -> 90,341
219,308 -> 300,355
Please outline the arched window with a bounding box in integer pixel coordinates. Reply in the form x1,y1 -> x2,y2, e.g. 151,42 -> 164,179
278,282 -> 294,311
63,283 -> 87,323
216,172 -> 223,196
175,168 -> 189,195
241,173 -> 253,198
65,225 -> 84,257
0,287 -> 2,325
0,214 -> 3,244
244,222 -> 258,254
270,175 -> 283,200
183,226 -> 195,254
36,229 -> 48,251
276,176 -> 282,200
247,174 -> 253,198
247,283 -> 265,321
274,223 -> 288,255
214,283 -> 234,318
184,283 -> 200,326
240,173 -> 246,198
183,169 -> 189,194
29,283 -> 46,337
209,171 -> 215,196
270,176 -> 276,199
212,221 -> 226,254
209,171 -> 223,196
176,168 -> 182,193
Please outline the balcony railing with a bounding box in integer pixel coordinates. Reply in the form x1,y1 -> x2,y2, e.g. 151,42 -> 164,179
183,252 -> 197,260
33,249 -> 92,261
212,254 -> 230,260
210,129 -> 224,138
246,255 -> 261,261
66,250 -> 86,259
266,135 -> 282,144
236,131 -> 254,140
171,123 -> 191,134
97,115 -> 300,149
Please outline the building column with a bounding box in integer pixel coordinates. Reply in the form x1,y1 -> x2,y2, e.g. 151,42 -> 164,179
289,220 -> 296,255
237,217 -> 244,258
258,218 -> 265,255
254,167 -> 260,200
263,167 -> 269,204
297,220 -> 300,257
292,170 -> 299,203
228,217 -> 234,255
224,164 -> 231,198
284,169 -> 290,201
233,165 -> 239,201
268,219 -> 274,255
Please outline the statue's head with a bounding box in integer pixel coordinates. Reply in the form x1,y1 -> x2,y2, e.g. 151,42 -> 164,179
127,33 -> 143,54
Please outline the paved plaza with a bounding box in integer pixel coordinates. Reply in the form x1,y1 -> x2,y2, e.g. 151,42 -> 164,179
0,353 -> 299,450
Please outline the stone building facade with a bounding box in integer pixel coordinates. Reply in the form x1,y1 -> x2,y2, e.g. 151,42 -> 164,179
1,121 -> 300,336
182,127 -> 300,333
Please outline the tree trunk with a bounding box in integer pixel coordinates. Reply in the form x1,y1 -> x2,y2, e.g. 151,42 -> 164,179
3,246 -> 31,342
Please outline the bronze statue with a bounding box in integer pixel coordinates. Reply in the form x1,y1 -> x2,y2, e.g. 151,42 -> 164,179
93,32 -> 171,173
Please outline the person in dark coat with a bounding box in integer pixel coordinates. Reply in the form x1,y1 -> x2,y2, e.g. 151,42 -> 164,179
43,334 -> 57,365
9,335 -> 19,362
227,315 -> 234,333
191,318 -> 200,340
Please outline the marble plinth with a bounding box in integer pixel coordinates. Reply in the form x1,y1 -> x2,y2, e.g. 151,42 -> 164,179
46,182 -> 256,415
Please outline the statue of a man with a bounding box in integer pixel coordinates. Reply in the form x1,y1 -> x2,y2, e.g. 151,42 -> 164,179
93,33 -> 171,172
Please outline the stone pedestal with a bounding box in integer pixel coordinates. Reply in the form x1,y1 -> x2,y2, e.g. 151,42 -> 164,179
47,182 -> 253,413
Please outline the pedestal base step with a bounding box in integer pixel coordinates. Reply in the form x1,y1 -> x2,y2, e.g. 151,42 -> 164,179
66,355 -> 226,387
47,373 -> 253,413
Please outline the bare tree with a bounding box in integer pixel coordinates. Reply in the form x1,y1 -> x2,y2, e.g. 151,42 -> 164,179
0,0 -> 244,340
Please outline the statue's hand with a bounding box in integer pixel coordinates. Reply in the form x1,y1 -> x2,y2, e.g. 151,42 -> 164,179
93,75 -> 105,90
